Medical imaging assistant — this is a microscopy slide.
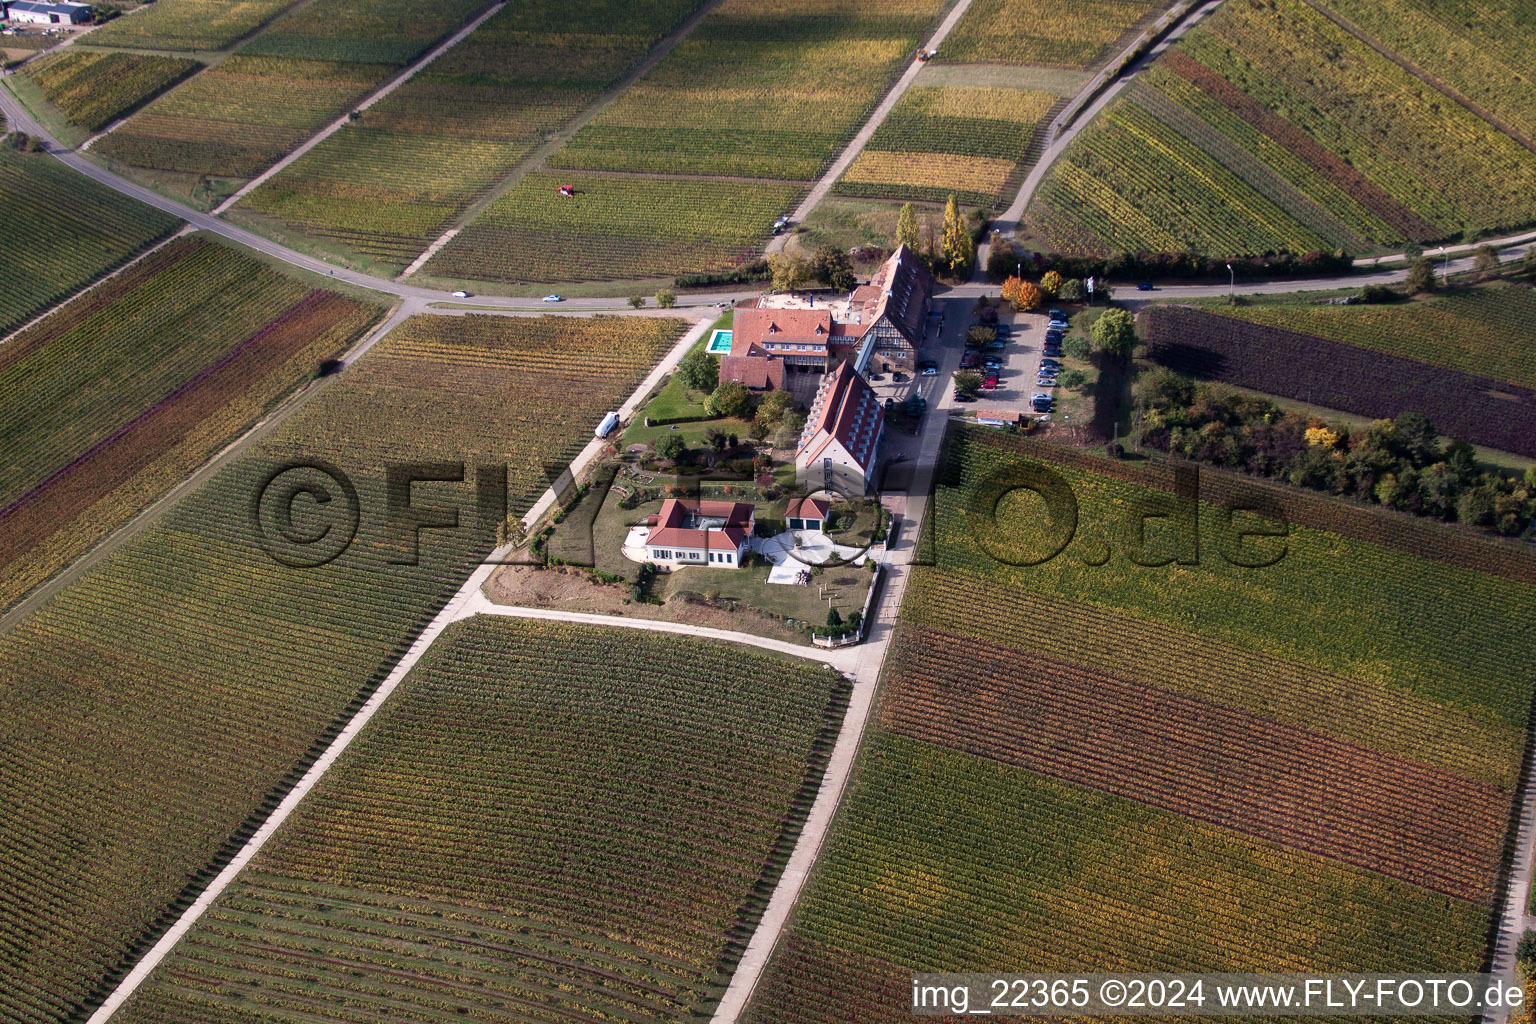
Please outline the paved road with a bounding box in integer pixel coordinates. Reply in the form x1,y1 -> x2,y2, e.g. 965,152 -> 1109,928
708,297 -> 970,1024
765,0 -> 981,255
985,0 -> 1222,251
1486,735 -> 1536,1023
213,2 -> 507,214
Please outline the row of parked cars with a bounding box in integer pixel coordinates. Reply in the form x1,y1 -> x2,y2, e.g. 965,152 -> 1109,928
1030,309 -> 1069,413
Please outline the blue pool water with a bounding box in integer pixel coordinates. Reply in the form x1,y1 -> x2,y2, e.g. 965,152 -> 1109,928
707,329 -> 733,354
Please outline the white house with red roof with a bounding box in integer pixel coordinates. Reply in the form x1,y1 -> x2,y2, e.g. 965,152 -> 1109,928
642,498 -> 756,568
795,362 -> 884,495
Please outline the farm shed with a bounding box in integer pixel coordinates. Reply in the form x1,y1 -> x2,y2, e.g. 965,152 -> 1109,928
4,1 -> 91,24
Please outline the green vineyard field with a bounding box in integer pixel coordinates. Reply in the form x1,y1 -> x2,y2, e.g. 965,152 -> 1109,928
112,616 -> 846,1024
84,0 -> 302,52
1026,0 -> 1536,257
423,172 -> 801,284
23,50 -> 202,132
834,84 -> 1059,207
0,235 -> 384,612
1205,283 -> 1536,392
0,147 -> 181,337
0,314 -> 682,1024
236,0 -> 703,269
95,0 -> 488,188
941,0 -> 1165,68
740,426 -> 1534,1022
547,0 -> 946,180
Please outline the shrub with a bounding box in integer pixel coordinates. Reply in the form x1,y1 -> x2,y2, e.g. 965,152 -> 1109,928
655,289 -> 676,308
1057,278 -> 1086,302
656,434 -> 687,461
628,294 -> 646,308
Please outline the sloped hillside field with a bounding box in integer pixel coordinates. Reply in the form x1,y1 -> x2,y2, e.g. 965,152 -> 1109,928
1026,0 -> 1536,257
0,147 -> 180,337
1141,305 -> 1536,459
0,235 -> 384,613
743,427 -> 1536,1023
0,315 -> 683,1024
111,617 -> 846,1024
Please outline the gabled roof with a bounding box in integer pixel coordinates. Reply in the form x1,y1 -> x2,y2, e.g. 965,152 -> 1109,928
8,0 -> 89,11
860,244 -> 933,347
719,354 -> 784,390
733,307 -> 835,355
644,498 -> 755,552
785,497 -> 831,520
796,362 -> 883,472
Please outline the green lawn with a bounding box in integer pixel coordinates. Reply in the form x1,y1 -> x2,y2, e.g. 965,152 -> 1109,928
551,482 -> 876,627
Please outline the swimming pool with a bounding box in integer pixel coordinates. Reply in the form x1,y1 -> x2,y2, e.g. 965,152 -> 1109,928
707,329 -> 732,354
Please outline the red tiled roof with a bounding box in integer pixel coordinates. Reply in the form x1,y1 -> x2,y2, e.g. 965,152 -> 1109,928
860,244 -> 933,347
733,307 -> 834,355
719,354 -> 784,390
785,497 -> 831,520
646,525 -> 749,551
796,362 -> 883,472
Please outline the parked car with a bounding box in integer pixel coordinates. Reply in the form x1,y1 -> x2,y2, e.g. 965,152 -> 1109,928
960,353 -> 981,369
981,379 -> 998,390
542,294 -> 563,302
1036,378 -> 1056,389
918,358 -> 938,370
983,358 -> 1001,369
1048,309 -> 1063,320
920,366 -> 938,376
1040,358 -> 1062,370
953,391 -> 976,402
1031,394 -> 1053,412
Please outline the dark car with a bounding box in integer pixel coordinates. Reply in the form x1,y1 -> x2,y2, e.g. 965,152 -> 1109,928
1048,309 -> 1063,320
1040,358 -> 1062,370
953,391 -> 976,403
1137,281 -> 1154,291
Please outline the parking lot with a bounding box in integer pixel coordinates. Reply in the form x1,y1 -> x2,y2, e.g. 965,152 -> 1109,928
957,310 -> 1055,413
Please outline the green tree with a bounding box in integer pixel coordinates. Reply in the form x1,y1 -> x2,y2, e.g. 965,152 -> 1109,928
706,380 -> 752,419
655,289 -> 676,308
967,324 -> 997,346
1057,278 -> 1086,302
628,294 -> 646,308
767,252 -> 812,292
811,245 -> 856,291
1456,484 -> 1496,527
1472,245 -> 1500,278
1090,308 -> 1137,357
896,202 -> 920,252
1405,257 -> 1436,294
706,428 -> 729,453
953,370 -> 984,398
752,388 -> 795,435
676,347 -> 718,392
656,433 -> 687,461
826,606 -> 843,628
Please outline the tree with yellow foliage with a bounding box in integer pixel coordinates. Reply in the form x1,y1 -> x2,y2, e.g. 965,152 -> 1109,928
1040,270 -> 1063,297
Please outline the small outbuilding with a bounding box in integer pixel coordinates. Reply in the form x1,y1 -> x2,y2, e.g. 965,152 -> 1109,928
975,407 -> 1022,428
785,496 -> 830,532
4,1 -> 92,24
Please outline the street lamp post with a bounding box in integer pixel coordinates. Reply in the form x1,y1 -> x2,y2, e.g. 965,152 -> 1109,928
1226,263 -> 1234,298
